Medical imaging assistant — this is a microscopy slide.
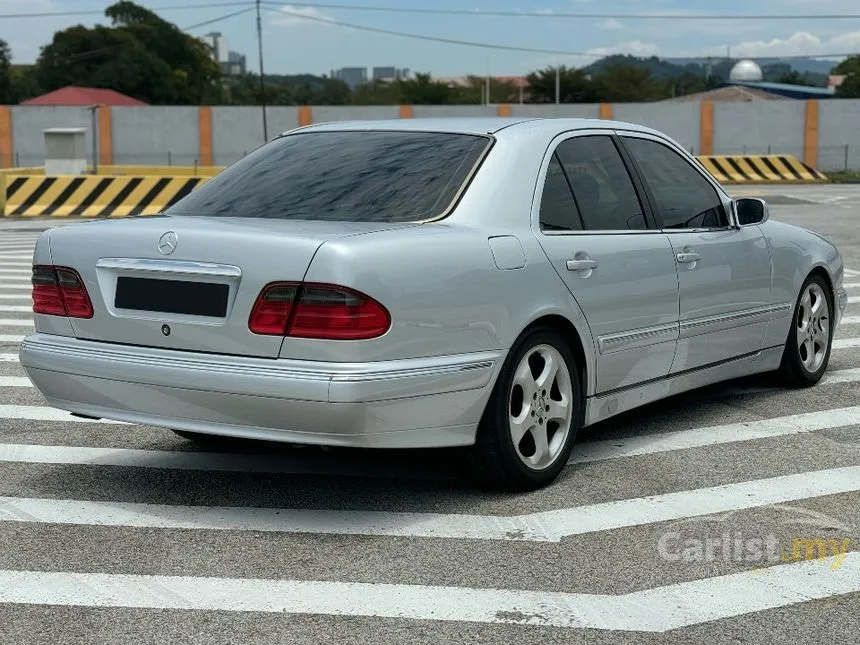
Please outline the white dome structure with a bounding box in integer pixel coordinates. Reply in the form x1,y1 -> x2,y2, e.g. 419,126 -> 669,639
729,59 -> 763,83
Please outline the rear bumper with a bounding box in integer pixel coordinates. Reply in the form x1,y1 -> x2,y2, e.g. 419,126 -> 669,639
19,333 -> 505,448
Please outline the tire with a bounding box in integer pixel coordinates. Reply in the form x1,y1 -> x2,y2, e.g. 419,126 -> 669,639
467,326 -> 583,491
778,273 -> 834,387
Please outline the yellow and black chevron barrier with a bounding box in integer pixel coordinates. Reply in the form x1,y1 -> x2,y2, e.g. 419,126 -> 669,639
1,175 -> 210,217
696,155 -> 828,184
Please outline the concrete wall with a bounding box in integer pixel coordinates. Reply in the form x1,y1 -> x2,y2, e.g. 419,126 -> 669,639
11,106 -> 95,167
712,101 -> 806,157
3,99 -> 860,171
112,106 -> 199,166
818,99 -> 860,172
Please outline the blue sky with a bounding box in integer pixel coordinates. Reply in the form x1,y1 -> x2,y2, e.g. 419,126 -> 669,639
4,0 -> 860,75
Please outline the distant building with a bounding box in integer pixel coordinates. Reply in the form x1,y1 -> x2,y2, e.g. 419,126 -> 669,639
332,67 -> 368,89
372,67 -> 410,82
21,86 -> 148,107
665,59 -> 836,102
202,32 -> 229,63
222,51 -> 247,77
829,75 -> 846,90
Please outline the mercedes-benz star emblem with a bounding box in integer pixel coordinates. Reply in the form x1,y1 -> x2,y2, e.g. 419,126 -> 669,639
158,231 -> 178,256
161,324 -> 171,337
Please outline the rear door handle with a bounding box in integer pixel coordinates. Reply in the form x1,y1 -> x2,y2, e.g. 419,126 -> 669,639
566,259 -> 598,271
676,252 -> 701,264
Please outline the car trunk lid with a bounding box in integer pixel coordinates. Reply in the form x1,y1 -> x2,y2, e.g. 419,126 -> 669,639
44,216 -> 407,358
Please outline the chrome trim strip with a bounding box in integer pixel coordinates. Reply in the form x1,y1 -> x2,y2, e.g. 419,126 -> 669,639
19,335 -> 497,383
598,323 -> 678,354
96,258 -> 242,278
680,303 -> 792,333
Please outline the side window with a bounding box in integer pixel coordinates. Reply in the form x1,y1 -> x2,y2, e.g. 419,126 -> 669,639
539,154 -> 583,231
623,137 -> 728,229
554,136 -> 647,231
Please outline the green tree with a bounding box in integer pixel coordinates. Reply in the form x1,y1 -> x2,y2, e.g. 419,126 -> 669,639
0,39 -> 12,104
593,63 -> 661,102
34,1 -> 221,104
834,55 -> 860,98
525,66 -> 597,103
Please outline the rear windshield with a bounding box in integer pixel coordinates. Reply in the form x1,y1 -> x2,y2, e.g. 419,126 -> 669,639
165,130 -> 491,222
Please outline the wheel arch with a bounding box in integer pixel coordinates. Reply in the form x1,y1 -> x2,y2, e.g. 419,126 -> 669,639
519,313 -> 590,400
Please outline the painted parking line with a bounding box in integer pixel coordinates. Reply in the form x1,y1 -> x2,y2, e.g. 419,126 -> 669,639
0,405 -> 123,423
0,305 -> 32,312
1,554 -> 858,632
0,354 -> 19,362
715,368 -> 860,396
0,295 -> 31,300
1,406 -> 857,474
1,466 -> 857,542
0,319 -> 33,327
0,335 -> 25,343
834,338 -> 860,350
841,316 -> 860,325
0,285 -> 33,290
0,377 -> 30,387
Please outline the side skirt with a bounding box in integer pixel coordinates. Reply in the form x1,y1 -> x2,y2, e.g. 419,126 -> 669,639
583,346 -> 784,427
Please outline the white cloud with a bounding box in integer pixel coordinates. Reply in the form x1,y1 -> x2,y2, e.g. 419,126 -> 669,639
598,18 -> 624,30
270,5 -> 336,28
706,30 -> 860,58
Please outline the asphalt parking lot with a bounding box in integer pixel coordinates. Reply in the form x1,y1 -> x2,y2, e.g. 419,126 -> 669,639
0,185 -> 858,644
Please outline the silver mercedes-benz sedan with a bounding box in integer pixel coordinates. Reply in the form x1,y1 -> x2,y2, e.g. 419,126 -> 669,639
19,117 -> 847,490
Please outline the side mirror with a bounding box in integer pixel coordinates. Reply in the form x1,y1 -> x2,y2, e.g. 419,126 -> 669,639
735,198 -> 769,226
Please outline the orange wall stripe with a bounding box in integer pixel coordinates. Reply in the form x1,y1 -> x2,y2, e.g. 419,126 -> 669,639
497,103 -> 512,117
97,105 -> 113,166
803,99 -> 819,169
0,107 -> 12,169
399,105 -> 414,118
297,106 -> 313,127
699,100 -> 714,156
599,103 -> 613,119
198,106 -> 213,166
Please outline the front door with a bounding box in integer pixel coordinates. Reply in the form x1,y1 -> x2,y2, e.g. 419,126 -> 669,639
534,132 -> 680,394
619,133 -> 772,374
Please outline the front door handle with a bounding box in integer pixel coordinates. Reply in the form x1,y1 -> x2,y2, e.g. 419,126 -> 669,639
566,259 -> 598,271
676,252 -> 701,264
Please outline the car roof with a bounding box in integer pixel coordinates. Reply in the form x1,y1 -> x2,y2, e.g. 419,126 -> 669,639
288,116 -> 663,138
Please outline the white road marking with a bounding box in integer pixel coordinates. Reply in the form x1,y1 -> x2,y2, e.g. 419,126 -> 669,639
0,305 -> 31,312
841,316 -> 860,325
0,335 -> 25,343
0,273 -> 31,279
0,256 -> 33,262
849,296 -> 860,305
845,283 -> 860,289
844,268 -> 860,277
0,319 -> 33,327
1,555 -> 858,632
0,377 -> 30,387
1,466 -> 857,542
834,338 -> 860,350
571,406 -> 860,464
0,294 -> 31,300
0,354 -> 19,362
0,284 -> 32,290
715,368 -> 860,396
0,405 -> 857,475
0,405 -> 122,423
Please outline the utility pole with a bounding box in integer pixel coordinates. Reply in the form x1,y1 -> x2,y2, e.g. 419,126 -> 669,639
256,0 -> 268,141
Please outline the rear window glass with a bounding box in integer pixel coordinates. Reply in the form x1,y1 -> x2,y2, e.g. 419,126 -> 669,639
164,130 -> 491,222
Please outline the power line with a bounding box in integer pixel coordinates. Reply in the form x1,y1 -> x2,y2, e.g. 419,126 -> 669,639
260,1 -> 860,21
0,1 -> 253,20
262,6 -> 857,61
184,6 -> 254,31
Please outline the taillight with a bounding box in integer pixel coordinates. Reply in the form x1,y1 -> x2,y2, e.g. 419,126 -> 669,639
32,265 -> 94,319
248,282 -> 299,335
249,282 -> 390,340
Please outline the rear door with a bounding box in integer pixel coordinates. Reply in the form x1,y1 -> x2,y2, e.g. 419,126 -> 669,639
617,131 -> 772,374
534,131 -> 680,394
